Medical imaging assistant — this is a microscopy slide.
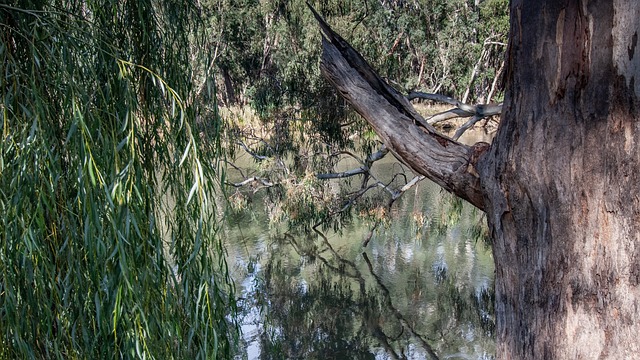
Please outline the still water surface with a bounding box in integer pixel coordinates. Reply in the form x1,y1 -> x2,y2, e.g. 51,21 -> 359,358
224,132 -> 496,359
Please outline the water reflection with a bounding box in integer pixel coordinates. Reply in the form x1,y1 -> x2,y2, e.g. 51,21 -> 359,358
225,178 -> 495,360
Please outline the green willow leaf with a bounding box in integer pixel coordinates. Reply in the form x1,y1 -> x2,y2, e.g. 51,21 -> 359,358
0,1 -> 237,358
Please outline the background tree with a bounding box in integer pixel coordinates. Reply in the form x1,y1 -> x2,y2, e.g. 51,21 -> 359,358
210,0 -> 508,236
0,1 -> 235,358
312,1 -> 640,359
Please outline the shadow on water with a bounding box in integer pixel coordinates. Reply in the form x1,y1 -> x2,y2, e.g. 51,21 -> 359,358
224,174 -> 496,359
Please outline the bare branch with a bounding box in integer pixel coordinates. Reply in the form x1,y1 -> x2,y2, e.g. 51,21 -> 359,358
316,146 -> 389,180
398,175 -> 426,193
407,91 -> 503,131
487,60 -> 505,103
375,175 -> 424,201
317,167 -> 368,179
236,140 -> 269,161
426,108 -> 474,125
226,176 -> 275,188
453,115 -> 483,140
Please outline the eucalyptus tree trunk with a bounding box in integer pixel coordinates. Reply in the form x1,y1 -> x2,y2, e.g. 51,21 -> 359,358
479,2 -> 640,358
311,1 -> 640,358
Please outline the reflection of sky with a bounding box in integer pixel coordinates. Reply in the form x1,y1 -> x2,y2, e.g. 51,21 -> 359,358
239,263 -> 261,360
225,156 -> 495,359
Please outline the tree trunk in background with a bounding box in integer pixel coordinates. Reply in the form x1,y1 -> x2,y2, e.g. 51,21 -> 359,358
221,66 -> 236,105
478,1 -> 640,358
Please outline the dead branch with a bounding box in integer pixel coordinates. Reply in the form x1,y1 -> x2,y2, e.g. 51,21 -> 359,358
309,3 -> 485,209
226,176 -> 275,189
316,146 -> 389,180
236,140 -> 269,161
407,91 -> 502,139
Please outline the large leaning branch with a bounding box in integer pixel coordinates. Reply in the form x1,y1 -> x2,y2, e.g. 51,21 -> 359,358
308,4 -> 486,210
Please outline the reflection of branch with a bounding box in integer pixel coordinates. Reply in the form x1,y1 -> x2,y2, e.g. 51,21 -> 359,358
310,230 -> 404,360
363,252 -> 440,360
306,228 -> 440,359
362,220 -> 382,248
309,230 -> 365,285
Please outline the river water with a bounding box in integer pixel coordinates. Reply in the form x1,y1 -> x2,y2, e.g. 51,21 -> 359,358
223,130 -> 496,359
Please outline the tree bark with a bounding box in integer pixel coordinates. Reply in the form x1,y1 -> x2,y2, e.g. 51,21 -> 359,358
311,1 -> 640,358
478,2 -> 640,358
310,6 -> 486,210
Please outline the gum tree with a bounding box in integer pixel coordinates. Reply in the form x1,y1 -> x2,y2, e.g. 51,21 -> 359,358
312,1 -> 640,358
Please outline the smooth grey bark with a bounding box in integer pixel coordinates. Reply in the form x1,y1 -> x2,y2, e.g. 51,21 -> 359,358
312,1 -> 640,358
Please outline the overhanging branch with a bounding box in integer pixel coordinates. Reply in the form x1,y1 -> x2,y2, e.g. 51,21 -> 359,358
308,4 -> 486,210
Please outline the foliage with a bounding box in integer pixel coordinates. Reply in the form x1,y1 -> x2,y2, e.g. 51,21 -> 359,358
0,1 -> 236,358
206,0 -> 509,107
210,0 -> 507,234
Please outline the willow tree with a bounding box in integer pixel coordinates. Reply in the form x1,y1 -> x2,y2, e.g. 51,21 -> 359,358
1,1 -> 234,358
311,1 -> 640,359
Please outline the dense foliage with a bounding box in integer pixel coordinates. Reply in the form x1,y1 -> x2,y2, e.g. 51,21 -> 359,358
214,0 -> 508,233
206,0 -> 508,109
1,1 -> 235,358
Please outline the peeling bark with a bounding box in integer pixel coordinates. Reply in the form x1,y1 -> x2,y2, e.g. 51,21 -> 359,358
479,2 -> 640,358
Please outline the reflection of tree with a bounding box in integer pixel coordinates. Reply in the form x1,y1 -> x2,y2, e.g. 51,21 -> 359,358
245,229 -> 494,359
362,252 -> 439,360
257,246 -> 375,360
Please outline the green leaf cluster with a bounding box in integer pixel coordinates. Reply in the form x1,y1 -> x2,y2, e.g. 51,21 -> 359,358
1,1 -> 236,358
207,0 -> 508,111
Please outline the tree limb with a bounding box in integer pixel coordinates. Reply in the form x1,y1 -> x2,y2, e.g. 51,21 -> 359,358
407,91 -> 502,138
316,167 -> 368,179
226,176 -> 274,188
316,146 -> 389,179
308,4 -> 486,210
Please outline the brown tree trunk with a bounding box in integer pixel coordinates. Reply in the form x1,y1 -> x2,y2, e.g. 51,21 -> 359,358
310,1 -> 640,358
478,2 -> 640,358
221,66 -> 236,105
